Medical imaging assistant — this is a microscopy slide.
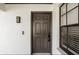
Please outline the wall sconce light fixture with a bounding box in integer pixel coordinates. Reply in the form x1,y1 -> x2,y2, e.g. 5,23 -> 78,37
16,16 -> 21,23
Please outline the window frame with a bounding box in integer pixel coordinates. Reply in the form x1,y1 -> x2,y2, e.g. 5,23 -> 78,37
59,3 -> 79,55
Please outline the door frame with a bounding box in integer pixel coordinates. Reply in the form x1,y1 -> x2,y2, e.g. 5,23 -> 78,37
31,11 -> 52,55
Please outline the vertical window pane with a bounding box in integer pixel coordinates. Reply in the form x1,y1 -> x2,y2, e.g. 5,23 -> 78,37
61,27 -> 67,49
67,7 -> 78,25
61,14 -> 66,26
61,4 -> 66,15
67,3 -> 78,11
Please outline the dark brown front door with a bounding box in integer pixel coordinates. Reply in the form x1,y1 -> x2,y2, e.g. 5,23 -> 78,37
31,12 -> 52,53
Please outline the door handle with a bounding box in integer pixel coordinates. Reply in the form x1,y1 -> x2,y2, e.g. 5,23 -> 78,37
48,33 -> 51,42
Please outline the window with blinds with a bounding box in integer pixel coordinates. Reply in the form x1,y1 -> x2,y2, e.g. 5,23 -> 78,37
60,3 -> 79,55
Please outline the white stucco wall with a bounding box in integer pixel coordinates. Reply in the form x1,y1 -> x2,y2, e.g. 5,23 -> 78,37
52,4 -> 62,55
0,4 -> 62,55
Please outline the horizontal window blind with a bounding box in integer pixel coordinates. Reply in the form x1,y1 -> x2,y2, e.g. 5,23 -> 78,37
68,26 -> 79,54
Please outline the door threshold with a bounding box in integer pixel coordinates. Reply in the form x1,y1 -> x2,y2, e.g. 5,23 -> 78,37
32,53 -> 51,55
